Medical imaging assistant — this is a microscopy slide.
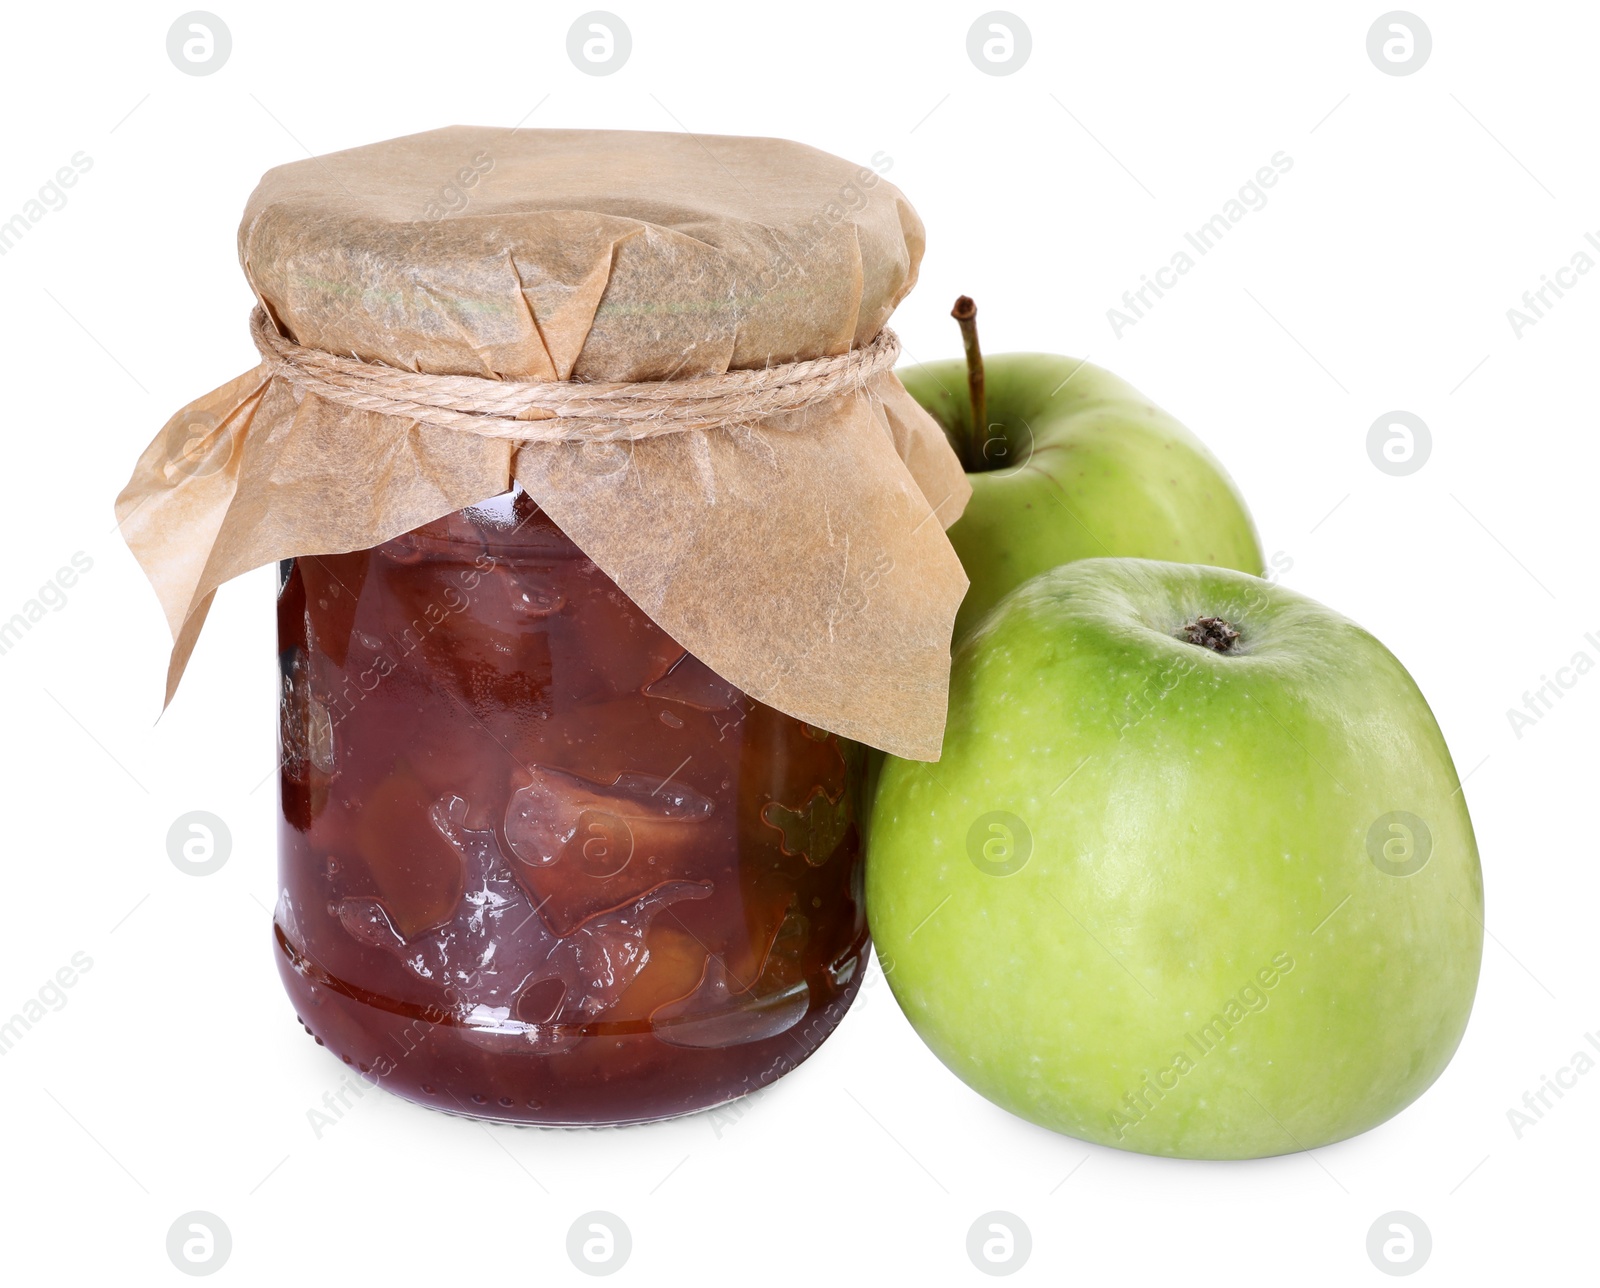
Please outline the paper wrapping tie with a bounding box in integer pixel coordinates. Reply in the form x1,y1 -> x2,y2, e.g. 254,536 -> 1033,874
116,126 -> 972,760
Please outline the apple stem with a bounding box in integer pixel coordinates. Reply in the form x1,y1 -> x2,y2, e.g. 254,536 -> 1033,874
951,295 -> 987,471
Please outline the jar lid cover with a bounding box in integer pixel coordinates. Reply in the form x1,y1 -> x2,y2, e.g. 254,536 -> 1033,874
120,128 -> 971,760
240,125 -> 922,382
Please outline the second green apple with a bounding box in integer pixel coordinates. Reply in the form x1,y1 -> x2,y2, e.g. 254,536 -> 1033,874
902,326 -> 1264,642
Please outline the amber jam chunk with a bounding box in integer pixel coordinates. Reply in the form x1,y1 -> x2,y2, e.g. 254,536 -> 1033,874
274,489 -> 869,1125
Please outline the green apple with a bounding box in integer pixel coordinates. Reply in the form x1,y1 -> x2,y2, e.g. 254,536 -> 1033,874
866,558 -> 1483,1159
902,332 -> 1264,642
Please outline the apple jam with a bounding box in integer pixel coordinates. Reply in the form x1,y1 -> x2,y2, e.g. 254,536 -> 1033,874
274,488 -> 869,1125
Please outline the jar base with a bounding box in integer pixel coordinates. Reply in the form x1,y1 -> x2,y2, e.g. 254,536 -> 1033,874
274,923 -> 868,1127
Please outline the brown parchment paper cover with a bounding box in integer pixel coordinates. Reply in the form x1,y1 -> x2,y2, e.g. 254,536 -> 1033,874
116,126 -> 971,759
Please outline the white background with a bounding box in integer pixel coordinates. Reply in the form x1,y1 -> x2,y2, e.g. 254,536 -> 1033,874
1,1 -> 1594,1282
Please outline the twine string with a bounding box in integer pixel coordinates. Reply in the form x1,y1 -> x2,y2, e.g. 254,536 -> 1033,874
248,306 -> 900,443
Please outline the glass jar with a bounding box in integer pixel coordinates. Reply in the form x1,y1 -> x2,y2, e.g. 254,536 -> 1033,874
274,488 -> 869,1125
